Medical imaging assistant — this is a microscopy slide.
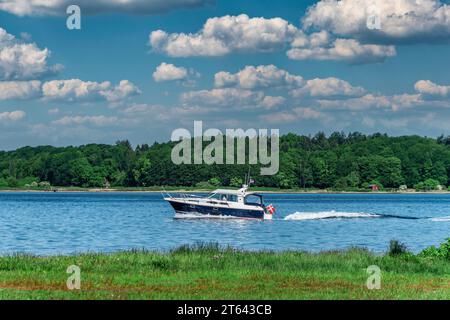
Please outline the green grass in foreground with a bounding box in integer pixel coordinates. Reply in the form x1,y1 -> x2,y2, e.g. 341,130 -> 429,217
0,243 -> 449,300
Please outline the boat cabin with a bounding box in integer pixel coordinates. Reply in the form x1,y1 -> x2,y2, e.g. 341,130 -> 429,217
208,188 -> 264,207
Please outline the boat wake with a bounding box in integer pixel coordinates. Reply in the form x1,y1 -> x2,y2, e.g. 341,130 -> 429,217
283,210 -> 450,221
174,211 -> 450,222
284,211 -> 380,220
174,213 -> 245,220
430,216 -> 450,222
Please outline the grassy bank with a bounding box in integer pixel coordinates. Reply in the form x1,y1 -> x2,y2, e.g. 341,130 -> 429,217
0,243 -> 448,300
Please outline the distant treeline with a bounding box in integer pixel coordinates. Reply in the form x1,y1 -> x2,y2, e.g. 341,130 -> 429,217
2,132 -> 450,190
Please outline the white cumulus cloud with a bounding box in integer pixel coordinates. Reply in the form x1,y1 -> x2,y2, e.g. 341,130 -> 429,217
290,77 -> 367,99
102,80 -> 141,103
0,80 -> 41,100
414,80 -> 450,99
181,88 -> 266,108
150,14 -> 298,57
42,79 -> 140,103
287,38 -> 396,64
302,0 -> 450,44
261,96 -> 285,109
214,65 -> 304,89
0,27 -> 61,80
153,63 -> 188,82
0,110 -> 26,122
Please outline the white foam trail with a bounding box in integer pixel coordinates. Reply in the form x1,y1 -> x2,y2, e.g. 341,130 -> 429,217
284,210 -> 381,221
430,216 -> 450,222
174,213 -> 240,220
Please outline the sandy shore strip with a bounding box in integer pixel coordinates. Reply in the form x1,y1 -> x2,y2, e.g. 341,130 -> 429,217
1,188 -> 449,194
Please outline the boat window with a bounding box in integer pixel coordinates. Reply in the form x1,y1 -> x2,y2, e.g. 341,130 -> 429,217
244,194 -> 263,206
208,193 -> 238,202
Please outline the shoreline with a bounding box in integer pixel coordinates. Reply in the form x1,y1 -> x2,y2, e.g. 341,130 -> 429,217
1,188 -> 450,194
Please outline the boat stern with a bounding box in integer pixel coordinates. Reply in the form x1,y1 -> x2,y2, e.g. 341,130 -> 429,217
264,212 -> 273,220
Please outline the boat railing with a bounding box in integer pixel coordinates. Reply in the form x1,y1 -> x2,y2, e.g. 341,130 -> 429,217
161,188 -> 173,199
164,191 -> 231,207
178,193 -> 231,207
180,193 -> 207,199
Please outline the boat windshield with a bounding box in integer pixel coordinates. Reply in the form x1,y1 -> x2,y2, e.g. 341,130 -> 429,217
244,194 -> 263,206
208,193 -> 238,202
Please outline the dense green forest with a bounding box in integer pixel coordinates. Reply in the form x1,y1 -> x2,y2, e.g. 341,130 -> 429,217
2,132 -> 450,190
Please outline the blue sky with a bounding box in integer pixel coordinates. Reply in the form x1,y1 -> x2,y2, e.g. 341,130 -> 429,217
1,0 -> 450,149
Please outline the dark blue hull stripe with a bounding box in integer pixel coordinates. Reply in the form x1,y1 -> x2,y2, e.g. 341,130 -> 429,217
167,200 -> 264,219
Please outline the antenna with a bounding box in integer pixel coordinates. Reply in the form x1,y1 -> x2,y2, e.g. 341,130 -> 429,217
247,166 -> 251,186
246,166 -> 253,187
242,166 -> 253,190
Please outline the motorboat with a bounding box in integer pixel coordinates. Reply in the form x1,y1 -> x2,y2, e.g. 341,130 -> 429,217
163,182 -> 275,220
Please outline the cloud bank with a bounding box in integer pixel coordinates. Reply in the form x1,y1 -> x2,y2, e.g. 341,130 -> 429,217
149,14 -> 397,64
0,0 -> 214,16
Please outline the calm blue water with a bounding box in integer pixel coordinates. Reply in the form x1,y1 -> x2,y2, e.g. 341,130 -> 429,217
0,192 -> 448,255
